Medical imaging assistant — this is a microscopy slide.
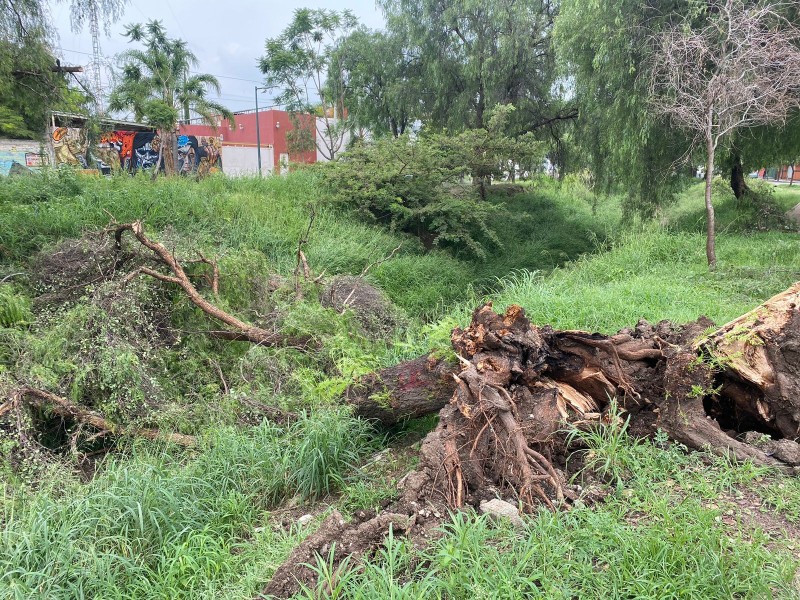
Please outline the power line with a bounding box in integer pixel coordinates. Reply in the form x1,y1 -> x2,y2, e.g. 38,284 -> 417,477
54,48 -> 263,85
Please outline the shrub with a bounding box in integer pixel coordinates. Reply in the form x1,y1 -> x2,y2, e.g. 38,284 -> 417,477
320,134 -> 503,259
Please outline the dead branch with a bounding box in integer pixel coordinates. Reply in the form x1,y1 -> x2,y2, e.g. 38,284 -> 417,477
2,387 -> 197,447
115,222 -> 311,348
294,206 -> 316,298
187,252 -> 220,295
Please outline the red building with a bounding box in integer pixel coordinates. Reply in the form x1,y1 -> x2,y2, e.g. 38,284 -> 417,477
180,109 -> 316,175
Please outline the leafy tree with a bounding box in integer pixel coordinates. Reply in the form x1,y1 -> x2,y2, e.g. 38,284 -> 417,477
379,0 -> 563,135
260,8 -> 358,160
330,28 -> 421,138
321,114 -> 543,257
649,0 -> 800,269
108,20 -> 233,175
0,0 -> 127,139
555,0 -> 800,211
554,0 -> 694,216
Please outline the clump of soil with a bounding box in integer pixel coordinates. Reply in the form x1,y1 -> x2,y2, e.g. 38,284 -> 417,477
322,275 -> 407,339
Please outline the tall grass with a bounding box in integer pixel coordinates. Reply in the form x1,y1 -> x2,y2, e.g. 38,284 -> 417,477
0,410 -> 373,599
486,228 -> 800,332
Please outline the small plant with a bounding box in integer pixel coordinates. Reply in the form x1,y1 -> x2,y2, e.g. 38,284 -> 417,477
0,285 -> 32,328
567,399 -> 641,487
299,544 -> 356,600
286,409 -> 375,500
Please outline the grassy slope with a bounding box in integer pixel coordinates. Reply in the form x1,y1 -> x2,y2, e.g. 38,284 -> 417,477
1,171 -> 800,598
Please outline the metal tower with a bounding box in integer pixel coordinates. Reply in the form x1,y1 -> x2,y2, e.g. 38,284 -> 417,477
88,2 -> 104,114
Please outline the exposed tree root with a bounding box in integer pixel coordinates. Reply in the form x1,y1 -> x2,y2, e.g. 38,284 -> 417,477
1,387 -> 197,447
263,510 -> 416,599
258,284 -> 800,597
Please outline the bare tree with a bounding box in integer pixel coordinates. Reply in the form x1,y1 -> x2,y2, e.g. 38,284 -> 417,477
649,0 -> 800,269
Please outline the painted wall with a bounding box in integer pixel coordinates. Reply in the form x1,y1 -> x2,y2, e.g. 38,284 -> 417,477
180,109 -> 316,172
0,139 -> 46,175
50,127 -> 222,175
218,145 -> 275,177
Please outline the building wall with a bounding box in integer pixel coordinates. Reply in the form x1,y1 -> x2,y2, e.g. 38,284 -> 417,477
180,109 -> 316,172
220,145 -> 275,177
0,138 -> 47,175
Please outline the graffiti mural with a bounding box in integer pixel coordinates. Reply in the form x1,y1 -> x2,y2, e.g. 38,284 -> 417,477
0,141 -> 46,176
52,127 -> 89,168
94,131 -> 123,173
196,136 -> 222,176
49,126 -> 222,176
132,132 -> 163,171
177,135 -> 199,174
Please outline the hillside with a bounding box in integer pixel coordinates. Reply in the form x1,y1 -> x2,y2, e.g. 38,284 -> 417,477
1,171 -> 800,598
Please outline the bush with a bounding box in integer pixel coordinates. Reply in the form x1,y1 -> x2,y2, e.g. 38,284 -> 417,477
320,134 -> 503,259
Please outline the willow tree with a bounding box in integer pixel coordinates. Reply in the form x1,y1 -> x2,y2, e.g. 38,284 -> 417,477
554,0 -> 695,215
649,0 -> 800,269
329,28 -> 422,138
108,20 -> 232,175
378,0 -> 564,135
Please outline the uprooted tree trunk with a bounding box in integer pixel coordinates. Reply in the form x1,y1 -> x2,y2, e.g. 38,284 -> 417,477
392,284 -> 800,509
265,282 -> 800,597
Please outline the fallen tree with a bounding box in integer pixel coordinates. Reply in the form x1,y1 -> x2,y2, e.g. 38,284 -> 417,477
265,282 -> 800,597
0,387 -> 197,448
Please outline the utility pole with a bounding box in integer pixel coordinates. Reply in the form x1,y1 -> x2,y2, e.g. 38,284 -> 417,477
183,69 -> 190,122
255,86 -> 265,176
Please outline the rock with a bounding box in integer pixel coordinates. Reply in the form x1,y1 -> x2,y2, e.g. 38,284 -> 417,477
297,514 -> 314,527
479,498 -> 525,528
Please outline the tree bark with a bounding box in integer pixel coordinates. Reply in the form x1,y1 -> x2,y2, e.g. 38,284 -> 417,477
346,356 -> 455,425
705,138 -> 717,270
730,150 -> 749,199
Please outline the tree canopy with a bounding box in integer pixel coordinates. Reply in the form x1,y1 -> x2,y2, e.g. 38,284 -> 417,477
378,0 -> 561,134
329,28 -> 421,138
108,20 -> 233,172
260,8 -> 358,160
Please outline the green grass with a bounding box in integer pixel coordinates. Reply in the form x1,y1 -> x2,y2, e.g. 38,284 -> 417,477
308,429 -> 799,599
0,410 -> 374,599
483,228 -> 800,333
3,169 -> 800,599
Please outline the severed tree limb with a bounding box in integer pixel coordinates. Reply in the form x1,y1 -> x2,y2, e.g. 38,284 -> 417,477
187,252 -> 220,295
115,222 -> 312,348
2,387 -> 197,447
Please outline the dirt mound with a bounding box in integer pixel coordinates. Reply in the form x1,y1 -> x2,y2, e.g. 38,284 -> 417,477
31,232 -> 136,305
322,275 -> 407,339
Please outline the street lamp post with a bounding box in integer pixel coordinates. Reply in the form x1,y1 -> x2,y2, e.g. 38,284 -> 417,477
254,86 -> 266,176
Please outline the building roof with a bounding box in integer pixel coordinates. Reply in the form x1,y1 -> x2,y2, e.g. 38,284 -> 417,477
50,111 -> 154,132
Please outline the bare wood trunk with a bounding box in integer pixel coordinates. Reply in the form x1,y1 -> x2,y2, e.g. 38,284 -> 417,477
346,356 -> 455,425
730,150 -> 749,199
705,140 -> 717,270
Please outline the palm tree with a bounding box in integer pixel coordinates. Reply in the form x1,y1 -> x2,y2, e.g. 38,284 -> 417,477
108,20 -> 233,175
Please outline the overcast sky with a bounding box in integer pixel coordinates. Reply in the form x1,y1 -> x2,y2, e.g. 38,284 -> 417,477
48,0 -> 387,118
